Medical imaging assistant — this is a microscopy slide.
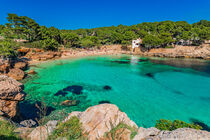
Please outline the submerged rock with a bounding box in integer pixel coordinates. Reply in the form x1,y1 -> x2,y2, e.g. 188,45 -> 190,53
28,69 -> 37,74
8,68 -> 25,80
103,85 -> 112,90
65,104 -> 137,140
60,100 -> 78,106
0,75 -> 25,119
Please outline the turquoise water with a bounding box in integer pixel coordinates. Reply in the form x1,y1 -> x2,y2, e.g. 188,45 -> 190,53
21,55 -> 210,129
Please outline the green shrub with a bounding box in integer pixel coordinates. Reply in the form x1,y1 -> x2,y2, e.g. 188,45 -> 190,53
41,38 -> 59,51
0,120 -> 21,140
155,119 -> 202,131
0,40 -> 19,57
105,122 -> 138,140
22,41 -> 42,49
51,116 -> 84,140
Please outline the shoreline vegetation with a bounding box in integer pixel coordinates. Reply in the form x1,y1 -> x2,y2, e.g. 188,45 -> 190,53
0,13 -> 210,139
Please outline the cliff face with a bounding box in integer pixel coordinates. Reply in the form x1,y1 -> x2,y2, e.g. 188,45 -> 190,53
0,75 -> 25,119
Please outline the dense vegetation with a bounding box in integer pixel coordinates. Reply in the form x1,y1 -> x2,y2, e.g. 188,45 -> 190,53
0,120 -> 21,140
155,119 -> 202,131
51,116 -> 85,139
105,122 -> 138,139
0,13 -> 210,57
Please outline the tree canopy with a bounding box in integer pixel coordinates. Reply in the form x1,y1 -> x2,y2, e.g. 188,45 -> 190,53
0,13 -> 209,53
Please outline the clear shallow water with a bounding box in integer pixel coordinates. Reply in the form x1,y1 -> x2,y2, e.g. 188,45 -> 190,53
21,55 -> 210,129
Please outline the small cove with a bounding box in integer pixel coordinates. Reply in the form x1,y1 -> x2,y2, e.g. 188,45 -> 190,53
21,55 -> 210,129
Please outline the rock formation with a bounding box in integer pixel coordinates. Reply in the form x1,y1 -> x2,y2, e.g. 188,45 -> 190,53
28,120 -> 57,140
60,100 -> 78,106
0,58 -> 11,74
4,103 -> 209,140
28,69 -> 37,74
133,127 -> 210,140
0,75 -> 25,119
64,104 -> 138,140
135,45 -> 210,60
8,68 -> 25,81
14,62 -> 28,70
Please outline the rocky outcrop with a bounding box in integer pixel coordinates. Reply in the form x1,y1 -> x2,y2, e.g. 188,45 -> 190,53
0,58 -> 28,81
2,103 -> 209,140
60,100 -> 78,106
28,120 -> 57,140
28,69 -> 37,74
0,75 -> 25,119
8,68 -> 25,81
65,104 -> 137,140
14,61 -> 28,70
133,127 -> 210,140
0,58 -> 11,74
26,51 -> 62,61
136,45 -> 210,59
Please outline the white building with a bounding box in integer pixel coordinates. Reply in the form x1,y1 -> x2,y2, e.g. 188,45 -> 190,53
132,38 -> 142,49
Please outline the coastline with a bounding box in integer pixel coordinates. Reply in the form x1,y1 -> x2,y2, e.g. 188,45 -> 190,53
28,49 -> 130,65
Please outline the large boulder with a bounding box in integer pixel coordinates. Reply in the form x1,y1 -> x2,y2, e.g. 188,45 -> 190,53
65,104 -> 137,140
14,62 -> 28,70
28,120 -> 57,140
8,68 -> 25,80
0,63 -> 10,74
0,58 -> 11,74
0,75 -> 25,119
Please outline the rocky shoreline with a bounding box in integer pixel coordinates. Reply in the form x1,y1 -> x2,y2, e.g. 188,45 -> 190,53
1,44 -> 210,81
133,45 -> 210,60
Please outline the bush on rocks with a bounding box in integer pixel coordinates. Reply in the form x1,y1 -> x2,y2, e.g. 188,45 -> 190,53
51,116 -> 84,139
155,119 -> 202,131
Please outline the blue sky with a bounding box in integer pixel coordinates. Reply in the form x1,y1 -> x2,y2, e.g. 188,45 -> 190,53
0,0 -> 210,29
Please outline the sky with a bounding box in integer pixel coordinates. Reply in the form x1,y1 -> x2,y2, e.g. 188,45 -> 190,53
0,0 -> 210,30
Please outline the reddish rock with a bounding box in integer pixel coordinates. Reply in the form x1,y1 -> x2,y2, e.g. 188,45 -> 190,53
28,69 -> 37,75
18,47 -> 30,54
60,100 -> 78,106
0,63 -> 10,73
8,68 -> 25,80
14,62 -> 28,70
34,48 -> 44,53
0,75 -> 25,119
